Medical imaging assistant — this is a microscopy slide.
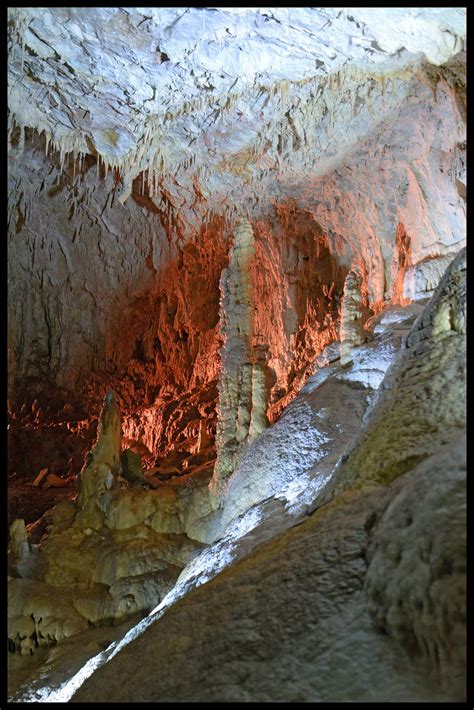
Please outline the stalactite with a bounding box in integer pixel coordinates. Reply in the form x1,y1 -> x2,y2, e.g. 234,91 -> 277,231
7,49 -> 426,219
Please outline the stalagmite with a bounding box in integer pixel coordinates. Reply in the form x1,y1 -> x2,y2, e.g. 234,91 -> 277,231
9,518 -> 28,558
212,218 -> 267,493
77,391 -> 121,528
340,269 -> 366,366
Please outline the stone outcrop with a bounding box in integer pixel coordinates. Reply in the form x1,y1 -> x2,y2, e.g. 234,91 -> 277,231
364,436 -> 466,694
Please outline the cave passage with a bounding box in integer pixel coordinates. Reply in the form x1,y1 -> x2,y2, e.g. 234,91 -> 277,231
8,178 -> 350,523
7,8 -> 465,704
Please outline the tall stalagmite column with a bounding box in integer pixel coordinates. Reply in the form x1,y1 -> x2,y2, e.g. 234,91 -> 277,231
340,269 -> 366,366
211,219 -> 267,495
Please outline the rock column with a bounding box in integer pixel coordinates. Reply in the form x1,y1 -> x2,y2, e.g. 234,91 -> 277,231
340,269 -> 366,366
211,219 -> 267,494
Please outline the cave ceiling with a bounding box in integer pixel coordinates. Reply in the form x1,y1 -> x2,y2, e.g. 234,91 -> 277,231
8,7 -> 466,222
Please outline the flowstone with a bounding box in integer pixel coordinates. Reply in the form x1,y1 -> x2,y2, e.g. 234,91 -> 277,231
8,391 -> 206,656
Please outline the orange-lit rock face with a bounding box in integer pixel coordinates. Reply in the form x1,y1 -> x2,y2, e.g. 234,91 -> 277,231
211,206 -> 349,489
86,213 -> 231,472
7,138 -> 230,493
117,205 -> 348,484
252,205 -> 348,421
8,172 -> 350,500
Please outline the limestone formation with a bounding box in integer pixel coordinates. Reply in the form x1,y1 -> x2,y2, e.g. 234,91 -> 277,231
340,269 -> 367,366
120,448 -> 149,486
6,7 -> 466,704
364,436 -> 466,694
332,247 -> 466,493
7,391 -> 210,659
206,301 -> 424,543
9,519 -> 28,558
248,363 -> 268,441
403,254 -> 456,302
7,8 -> 465,489
213,218 -> 268,492
77,391 -> 121,528
74,450 -> 465,701
8,267 -> 466,701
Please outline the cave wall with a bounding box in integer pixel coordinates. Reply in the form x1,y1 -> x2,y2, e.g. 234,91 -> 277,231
7,10 -> 466,486
285,78 -> 465,309
8,142 -> 349,481
252,208 -> 348,419
8,136 -> 171,412
7,71 -> 466,481
8,145 -> 230,477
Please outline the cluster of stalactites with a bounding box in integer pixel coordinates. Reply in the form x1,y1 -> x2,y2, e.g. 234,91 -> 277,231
7,44 -> 437,218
